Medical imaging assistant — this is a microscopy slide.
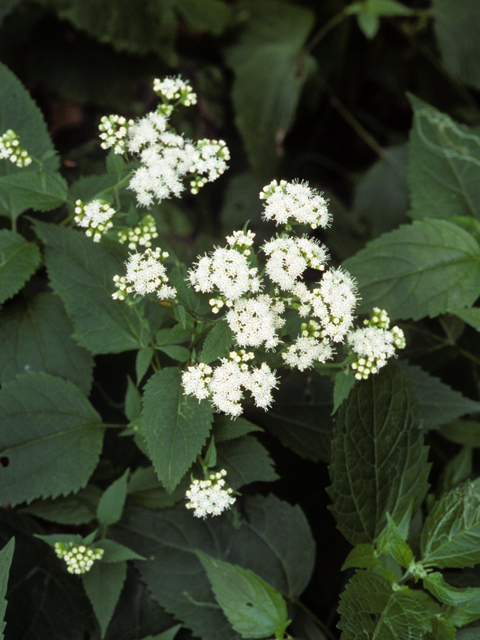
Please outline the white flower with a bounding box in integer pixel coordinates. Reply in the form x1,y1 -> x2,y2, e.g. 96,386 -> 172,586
99,114 -> 134,154
186,470 -> 235,518
54,542 -> 104,575
242,362 -> 278,409
260,180 -> 331,229
74,199 -> 115,242
309,268 -> 358,342
112,247 -> 176,301
209,358 -> 245,417
181,363 -> 212,401
188,247 -> 261,302
262,235 -> 328,291
0,130 -> 32,167
226,229 -> 256,251
282,336 -> 333,371
226,295 -> 284,349
153,76 -> 197,106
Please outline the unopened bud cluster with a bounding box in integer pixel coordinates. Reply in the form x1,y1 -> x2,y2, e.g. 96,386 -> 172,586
54,542 -> 104,575
99,115 -> 134,155
186,469 -> 235,518
0,130 -> 32,167
153,76 -> 197,109
117,214 -> 159,250
347,308 -> 406,380
74,199 -> 115,242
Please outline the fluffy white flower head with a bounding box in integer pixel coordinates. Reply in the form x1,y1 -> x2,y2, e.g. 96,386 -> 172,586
226,295 -> 285,349
262,235 -> 328,291
260,180 -> 331,229
186,470 -> 235,518
112,247 -> 176,301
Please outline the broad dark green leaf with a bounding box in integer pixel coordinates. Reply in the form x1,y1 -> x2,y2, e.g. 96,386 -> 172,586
0,230 -> 40,305
0,61 -> 58,220
97,540 -> 145,563
332,371 -> 355,415
19,485 -> 101,525
337,571 -> 433,639
440,419 -> 480,447
0,372 -> 104,507
254,373 -> 333,462
408,95 -> 480,220
226,0 -> 315,177
214,415 -> 263,443
421,479 -> 480,568
377,514 -> 414,568
125,376 -> 142,422
127,466 -> 188,510
97,469 -> 130,526
69,173 -> 119,202
0,171 -> 67,212
397,361 -> 480,430
450,307 -> 480,332
217,435 -> 278,490
341,544 -> 380,571
136,347 -> 153,383
424,571 -> 480,622
343,219 -> 480,320
175,0 -> 231,34
327,364 -> 430,545
0,292 -> 94,395
432,0 -> 480,89
34,222 -> 145,354
425,618 -> 456,640
82,561 -> 127,638
142,368 -> 213,492
0,538 -> 14,640
113,495 -> 314,640
438,446 -> 472,495
200,320 -> 234,364
197,551 -> 288,639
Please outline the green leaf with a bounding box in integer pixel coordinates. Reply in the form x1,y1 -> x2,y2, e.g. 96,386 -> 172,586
255,373 -> 334,462
0,0 -> 21,22
346,0 -> 413,17
0,292 -> 94,396
19,485 -> 101,525
127,466 -> 188,510
343,219 -> 480,320
226,0 -> 315,177
337,570 -> 433,639
356,12 -> 379,38
424,571 -> 480,619
214,415 -> 263,442
196,550 -> 289,639
425,617 -> 456,640
96,539 -> 146,563
217,436 -> 278,490
97,469 -> 130,526
0,170 -> 67,212
377,513 -> 414,568
421,479 -> 480,568
139,624 -> 183,640
200,320 -> 234,364
397,361 -> 480,430
341,544 -> 380,571
69,172 -> 119,202
34,221 -> 145,354
432,0 -> 480,90
0,538 -> 14,640
142,368 -> 213,492
450,307 -> 480,332
0,61 -> 59,220
0,372 -> 104,507
113,495 -> 314,640
136,347 -> 153,384
439,446 -> 472,495
332,370 -> 355,415
175,0 -> 231,34
155,323 -> 193,346
440,419 -> 480,447
82,560 -> 127,638
408,95 -> 480,220
158,344 -> 191,362
327,364 -> 430,545
0,229 -> 41,304
125,376 -> 142,422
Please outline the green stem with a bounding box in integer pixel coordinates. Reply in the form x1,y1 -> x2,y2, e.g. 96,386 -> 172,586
304,9 -> 349,54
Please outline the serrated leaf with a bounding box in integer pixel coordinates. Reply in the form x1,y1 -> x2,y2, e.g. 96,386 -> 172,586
200,321 -> 234,364
337,571 -> 433,639
112,495 -> 315,640
97,469 -> 130,526
226,0 -> 315,177
432,0 -> 480,90
69,173 -> 119,202
155,324 -> 193,346
0,538 -> 14,640
408,95 -> 480,220
424,571 -> 480,617
214,415 -> 263,442
397,361 -> 480,430
425,617 -> 456,640
0,292 -> 94,395
136,347 -> 153,384
377,514 -> 414,568
196,550 -> 288,639
343,219 -> 480,320
421,479 -> 480,568
142,368 -> 213,492
97,539 -> 145,563
0,170 -> 67,212
34,221 -> 145,354
439,446 -> 472,495
332,370 -> 355,415
450,307 -> 480,332
327,364 -> 430,545
139,624 -> 182,640
0,230 -> 41,304
341,544 -> 379,571
158,344 -> 191,362
127,466 -> 188,510
19,485 -> 101,525
0,372 -> 104,507
125,376 -> 142,422
217,436 -> 278,490
82,560 -> 127,638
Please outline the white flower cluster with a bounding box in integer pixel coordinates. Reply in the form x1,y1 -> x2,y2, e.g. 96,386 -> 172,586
54,542 -> 104,575
99,77 -> 229,208
282,320 -> 333,371
225,295 -> 285,350
74,199 -> 115,242
0,130 -> 32,167
112,247 -> 176,301
117,214 -> 159,250
260,180 -> 331,229
347,308 -> 406,379
186,469 -> 235,518
99,114 -> 134,155
263,235 -> 328,291
182,351 -> 278,417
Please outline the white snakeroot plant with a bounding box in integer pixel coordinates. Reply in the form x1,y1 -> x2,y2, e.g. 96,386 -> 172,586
260,179 -> 331,229
54,542 -> 104,575
74,199 -> 116,242
112,247 -> 176,301
186,469 -> 236,518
